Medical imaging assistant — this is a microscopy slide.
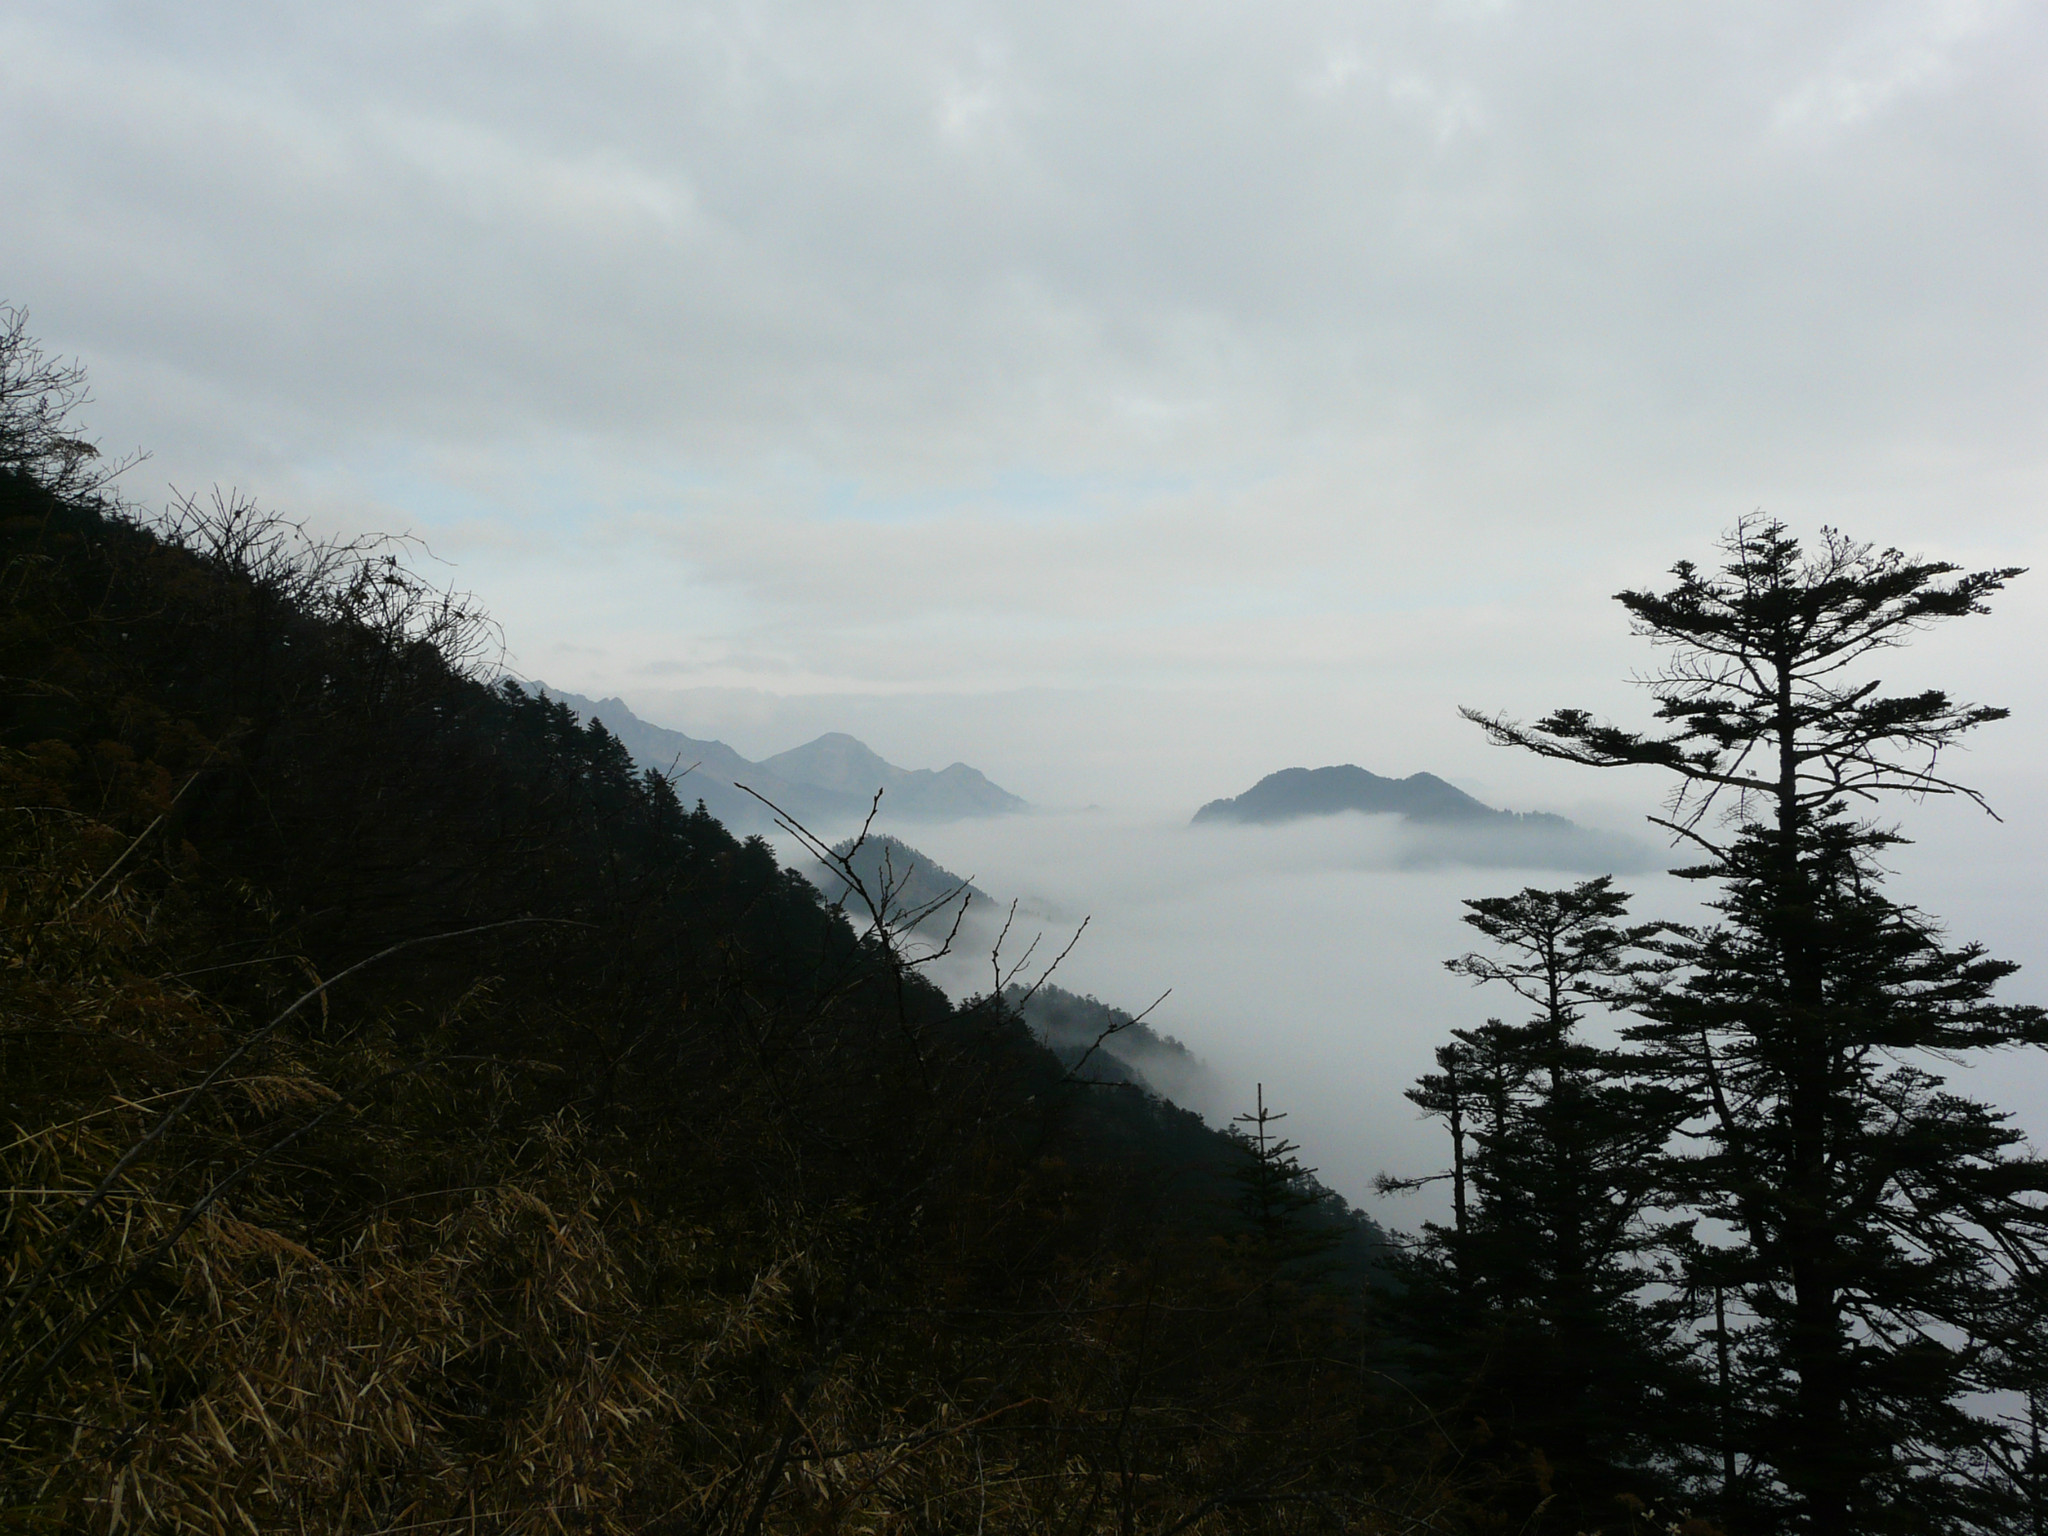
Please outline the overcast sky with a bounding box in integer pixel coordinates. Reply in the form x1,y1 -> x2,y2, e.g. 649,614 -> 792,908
7,0 -> 2045,1199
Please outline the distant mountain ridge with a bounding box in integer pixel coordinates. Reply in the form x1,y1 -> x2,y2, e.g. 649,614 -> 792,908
540,689 -> 1025,833
1193,763 -> 1654,873
1193,765 -> 1573,829
764,734 -> 1025,820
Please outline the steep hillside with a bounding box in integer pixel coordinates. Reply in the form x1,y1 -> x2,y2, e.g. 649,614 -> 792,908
812,832 -> 987,931
1006,980 -> 1212,1109
0,463 -> 1469,1534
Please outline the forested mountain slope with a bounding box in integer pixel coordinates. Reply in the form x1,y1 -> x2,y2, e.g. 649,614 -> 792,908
0,466 -> 1490,1534
1007,979 -> 1208,1104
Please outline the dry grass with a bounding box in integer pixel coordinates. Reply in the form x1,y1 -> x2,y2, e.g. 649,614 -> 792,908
0,765 -> 1461,1535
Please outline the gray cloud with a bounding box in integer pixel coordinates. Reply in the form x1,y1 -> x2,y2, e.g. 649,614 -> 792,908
9,2 -> 2043,472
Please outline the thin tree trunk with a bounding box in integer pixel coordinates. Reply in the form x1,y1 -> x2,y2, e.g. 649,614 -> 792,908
1775,645 -> 1849,1536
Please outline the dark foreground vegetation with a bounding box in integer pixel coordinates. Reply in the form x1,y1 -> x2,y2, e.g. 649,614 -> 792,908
1380,524 -> 2048,1535
4,309 -> 2045,1533
0,317 -> 1477,1534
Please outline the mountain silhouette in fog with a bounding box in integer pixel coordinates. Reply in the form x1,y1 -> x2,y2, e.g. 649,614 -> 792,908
541,690 -> 1025,833
762,734 -> 1025,820
1193,765 -> 1654,872
1192,765 -> 1529,826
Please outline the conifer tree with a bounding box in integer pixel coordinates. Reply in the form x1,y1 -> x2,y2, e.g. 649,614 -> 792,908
1383,880 -> 1691,1522
1227,1085 -> 1351,1305
1468,520 -> 2048,1534
1230,1086 -> 1331,1260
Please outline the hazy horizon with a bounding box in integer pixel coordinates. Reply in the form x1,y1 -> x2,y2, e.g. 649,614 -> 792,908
8,0 -> 2045,1213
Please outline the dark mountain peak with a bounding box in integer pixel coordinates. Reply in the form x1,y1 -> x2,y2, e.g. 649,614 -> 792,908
762,733 -> 896,793
1192,764 -> 1497,826
765,732 -> 1026,819
1188,762 -> 1656,872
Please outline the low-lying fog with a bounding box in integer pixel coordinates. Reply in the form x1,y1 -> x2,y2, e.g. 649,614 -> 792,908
770,789 -> 2048,1227
773,807 -> 1705,1219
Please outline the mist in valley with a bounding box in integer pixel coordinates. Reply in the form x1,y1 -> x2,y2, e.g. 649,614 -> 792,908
769,803 -> 1706,1217
760,758 -> 2048,1226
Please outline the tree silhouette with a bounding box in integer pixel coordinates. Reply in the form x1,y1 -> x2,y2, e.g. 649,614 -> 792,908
1469,520 -> 2048,1534
1382,880 -> 1693,1526
1229,1084 -> 1336,1265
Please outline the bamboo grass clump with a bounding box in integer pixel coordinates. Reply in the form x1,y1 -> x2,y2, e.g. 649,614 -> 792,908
0,783 -> 1118,1533
0,784 -> 688,1532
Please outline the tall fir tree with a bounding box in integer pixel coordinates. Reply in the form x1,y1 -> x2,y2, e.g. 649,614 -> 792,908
1382,879 -> 1694,1525
1468,520 -> 2048,1534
